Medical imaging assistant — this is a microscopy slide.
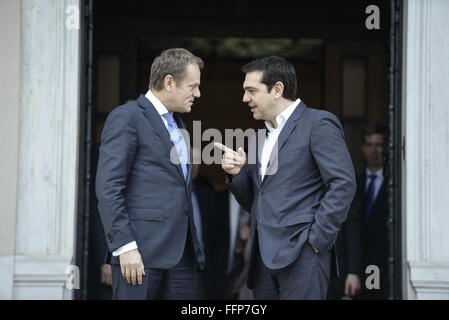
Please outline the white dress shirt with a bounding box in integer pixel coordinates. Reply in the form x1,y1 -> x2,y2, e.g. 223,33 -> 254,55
260,98 -> 301,180
112,90 -> 181,257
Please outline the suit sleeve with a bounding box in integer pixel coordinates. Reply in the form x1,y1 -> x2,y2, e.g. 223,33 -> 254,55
225,166 -> 254,213
95,108 -> 138,253
345,189 -> 364,275
308,112 -> 357,253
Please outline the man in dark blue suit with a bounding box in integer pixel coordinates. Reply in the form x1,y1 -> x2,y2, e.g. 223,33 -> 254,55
215,56 -> 356,299
96,48 -> 205,299
328,123 -> 389,300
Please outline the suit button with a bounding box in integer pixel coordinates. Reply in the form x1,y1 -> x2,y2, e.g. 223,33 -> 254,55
107,234 -> 112,241
259,190 -> 263,195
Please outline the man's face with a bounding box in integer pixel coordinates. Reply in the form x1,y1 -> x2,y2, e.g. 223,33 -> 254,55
242,71 -> 275,121
362,133 -> 384,168
168,63 -> 201,113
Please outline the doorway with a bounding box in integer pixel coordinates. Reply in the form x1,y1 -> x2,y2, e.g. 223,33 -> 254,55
76,0 -> 402,300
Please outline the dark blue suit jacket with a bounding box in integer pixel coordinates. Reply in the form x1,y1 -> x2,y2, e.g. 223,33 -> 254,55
226,102 -> 356,286
96,94 -> 205,269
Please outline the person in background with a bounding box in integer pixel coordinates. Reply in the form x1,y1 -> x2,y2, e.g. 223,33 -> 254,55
191,147 -> 216,299
87,145 -> 113,299
328,123 -> 389,300
213,188 -> 253,300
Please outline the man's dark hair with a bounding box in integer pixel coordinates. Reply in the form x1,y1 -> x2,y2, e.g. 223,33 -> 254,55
362,123 -> 387,144
241,56 -> 297,101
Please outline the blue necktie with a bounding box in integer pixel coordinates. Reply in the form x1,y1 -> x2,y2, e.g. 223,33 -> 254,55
162,113 -> 187,180
364,174 -> 377,223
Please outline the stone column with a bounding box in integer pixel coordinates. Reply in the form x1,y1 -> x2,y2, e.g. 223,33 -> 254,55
0,0 -> 21,300
13,0 -> 81,299
403,0 -> 449,299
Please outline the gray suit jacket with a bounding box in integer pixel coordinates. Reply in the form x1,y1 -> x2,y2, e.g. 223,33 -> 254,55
96,94 -> 205,270
226,102 -> 356,283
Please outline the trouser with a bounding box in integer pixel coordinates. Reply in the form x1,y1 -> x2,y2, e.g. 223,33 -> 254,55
252,236 -> 331,300
111,234 -> 198,300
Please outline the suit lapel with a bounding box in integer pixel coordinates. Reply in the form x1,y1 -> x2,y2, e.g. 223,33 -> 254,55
137,94 -> 187,182
261,101 -> 307,186
275,101 -> 306,152
138,94 -> 172,152
255,131 -> 263,189
174,112 -> 192,183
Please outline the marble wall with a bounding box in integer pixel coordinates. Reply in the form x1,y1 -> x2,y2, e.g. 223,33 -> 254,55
1,0 -> 81,299
403,0 -> 449,299
0,0 -> 21,300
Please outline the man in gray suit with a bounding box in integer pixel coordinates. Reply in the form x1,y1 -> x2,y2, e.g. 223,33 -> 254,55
215,56 -> 356,299
96,48 -> 205,299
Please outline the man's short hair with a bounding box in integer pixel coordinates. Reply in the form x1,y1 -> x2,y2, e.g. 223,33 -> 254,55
149,48 -> 204,90
362,123 -> 387,144
241,56 -> 297,101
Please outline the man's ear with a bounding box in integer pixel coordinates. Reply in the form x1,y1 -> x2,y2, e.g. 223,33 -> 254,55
164,75 -> 174,91
272,81 -> 284,99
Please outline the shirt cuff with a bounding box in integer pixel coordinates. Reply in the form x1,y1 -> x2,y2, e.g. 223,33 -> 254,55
112,241 -> 138,256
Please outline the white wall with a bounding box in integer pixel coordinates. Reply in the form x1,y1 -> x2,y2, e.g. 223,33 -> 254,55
0,0 -> 21,300
0,0 -> 82,299
403,0 -> 449,299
